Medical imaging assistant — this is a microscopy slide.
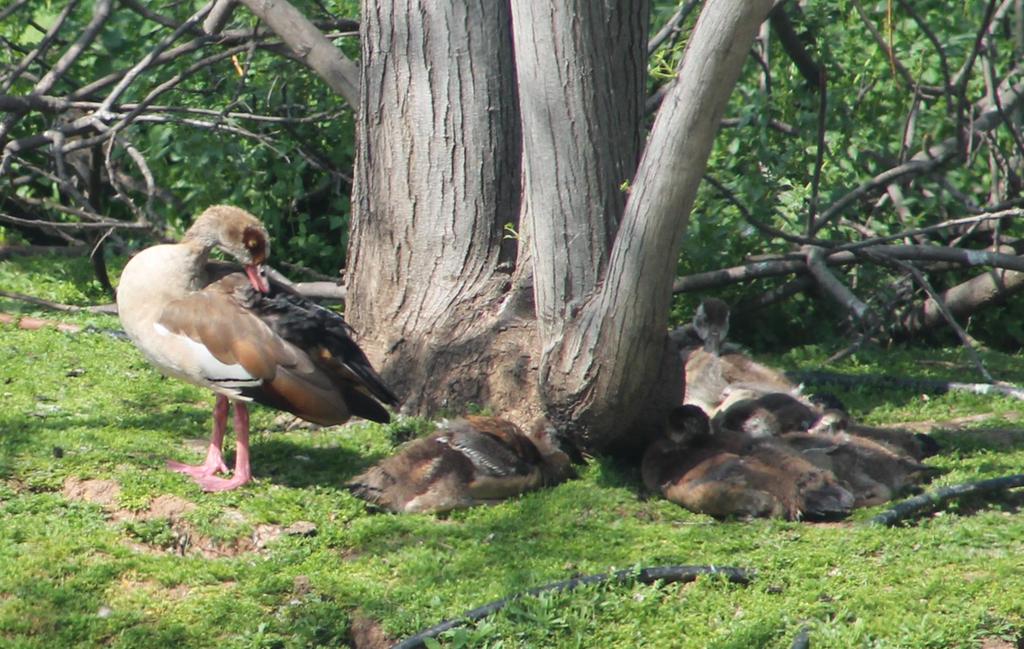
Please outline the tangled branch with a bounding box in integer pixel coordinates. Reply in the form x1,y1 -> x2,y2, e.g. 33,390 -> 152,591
0,1 -> 359,263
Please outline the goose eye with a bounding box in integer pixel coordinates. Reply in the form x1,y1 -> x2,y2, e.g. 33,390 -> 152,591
241,226 -> 267,263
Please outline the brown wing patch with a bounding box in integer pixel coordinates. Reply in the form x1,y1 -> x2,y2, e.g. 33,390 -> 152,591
251,366 -> 350,425
159,270 -> 375,425
159,287 -> 284,379
233,338 -> 276,380
463,416 -> 541,464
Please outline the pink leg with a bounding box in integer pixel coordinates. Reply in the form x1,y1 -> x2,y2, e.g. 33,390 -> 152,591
167,395 -> 231,479
189,402 -> 254,492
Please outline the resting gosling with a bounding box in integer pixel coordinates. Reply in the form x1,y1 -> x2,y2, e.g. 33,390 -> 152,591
348,416 -> 574,514
642,406 -> 854,521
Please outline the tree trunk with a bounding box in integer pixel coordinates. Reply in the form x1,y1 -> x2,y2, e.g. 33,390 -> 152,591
349,0 -> 774,452
509,0 -> 649,341
532,0 -> 774,449
347,0 -> 531,418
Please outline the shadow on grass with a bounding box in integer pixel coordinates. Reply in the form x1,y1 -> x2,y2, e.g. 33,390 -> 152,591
0,406 -> 388,491
588,455 -> 644,491
929,426 -> 1024,456
245,436 -> 382,489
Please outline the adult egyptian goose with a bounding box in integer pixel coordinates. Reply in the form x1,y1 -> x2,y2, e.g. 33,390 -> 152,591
347,416 -> 575,514
117,205 -> 399,491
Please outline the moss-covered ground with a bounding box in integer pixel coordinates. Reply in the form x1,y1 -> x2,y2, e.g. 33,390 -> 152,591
2,255 -> 1024,648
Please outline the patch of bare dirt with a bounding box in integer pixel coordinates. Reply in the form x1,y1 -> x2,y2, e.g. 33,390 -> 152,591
63,477 -> 121,508
159,519 -> 317,559
979,637 -> 1023,649
137,494 -> 196,521
181,438 -> 212,454
272,412 -> 321,431
61,476 -> 316,558
2,478 -> 25,494
115,577 -> 193,601
348,610 -> 393,649
338,547 -> 363,561
807,520 -> 854,529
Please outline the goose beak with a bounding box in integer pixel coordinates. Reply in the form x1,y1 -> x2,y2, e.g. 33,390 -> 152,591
245,264 -> 270,293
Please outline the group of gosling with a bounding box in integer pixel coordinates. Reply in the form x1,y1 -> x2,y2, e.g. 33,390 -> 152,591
350,299 -> 938,520
642,298 -> 938,520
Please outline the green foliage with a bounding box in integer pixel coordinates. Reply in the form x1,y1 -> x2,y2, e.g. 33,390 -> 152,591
3,256 -> 1024,647
1,1 -> 360,274
122,519 -> 178,550
6,0 -> 1016,350
666,0 -> 1024,350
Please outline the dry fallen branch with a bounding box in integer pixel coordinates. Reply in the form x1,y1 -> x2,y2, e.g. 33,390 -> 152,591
0,290 -> 117,315
674,256 -> 805,293
803,245 -> 872,322
292,282 -> 346,302
674,233 -> 1024,294
885,256 -> 992,381
811,75 -> 1024,233
788,369 -> 1024,401
0,210 -> 152,232
835,208 -> 1024,252
899,267 -> 1024,336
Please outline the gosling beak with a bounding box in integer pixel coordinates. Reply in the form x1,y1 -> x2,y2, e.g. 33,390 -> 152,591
703,332 -> 722,354
245,264 -> 270,293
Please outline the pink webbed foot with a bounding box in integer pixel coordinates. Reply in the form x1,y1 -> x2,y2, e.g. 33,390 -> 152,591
187,470 -> 253,492
166,452 -> 230,479
167,395 -> 232,481
175,399 -> 255,492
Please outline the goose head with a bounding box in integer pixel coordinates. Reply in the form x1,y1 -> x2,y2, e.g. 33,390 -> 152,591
527,419 -> 578,481
693,298 -> 730,354
183,205 -> 271,293
665,404 -> 712,445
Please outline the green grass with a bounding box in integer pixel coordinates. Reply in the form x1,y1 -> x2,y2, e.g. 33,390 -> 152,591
3,255 -> 1024,647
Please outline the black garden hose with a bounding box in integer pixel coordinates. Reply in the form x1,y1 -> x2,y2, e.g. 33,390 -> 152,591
391,564 -> 753,649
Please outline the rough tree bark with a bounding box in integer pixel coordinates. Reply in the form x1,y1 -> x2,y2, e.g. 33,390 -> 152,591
347,0 -> 774,451
346,1 -> 530,418
523,0 -> 774,448
899,268 -> 1024,336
